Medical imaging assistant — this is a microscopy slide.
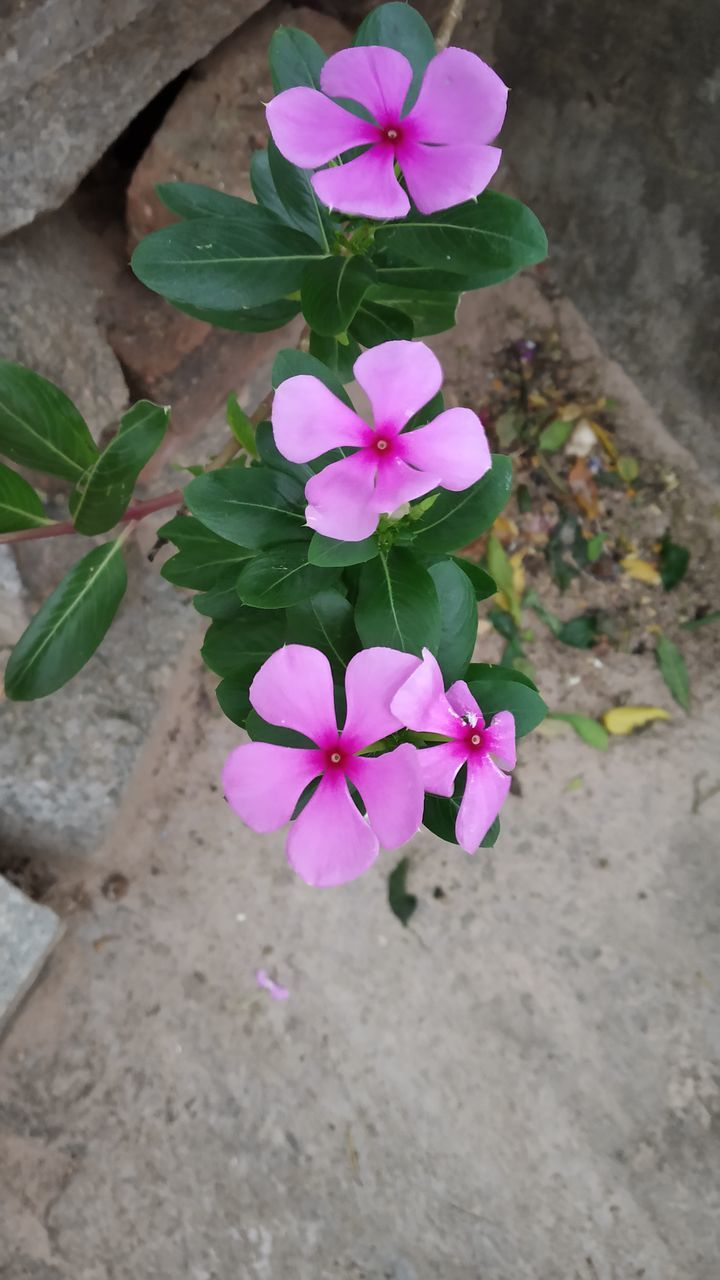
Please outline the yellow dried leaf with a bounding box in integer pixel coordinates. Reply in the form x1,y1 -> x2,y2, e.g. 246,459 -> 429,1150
601,706 -> 670,735
492,514 -> 519,543
559,402 -> 583,422
528,391 -> 548,408
620,555 -> 661,586
588,420 -> 619,461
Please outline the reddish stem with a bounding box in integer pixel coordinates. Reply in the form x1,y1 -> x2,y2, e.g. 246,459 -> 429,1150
0,489 -> 183,546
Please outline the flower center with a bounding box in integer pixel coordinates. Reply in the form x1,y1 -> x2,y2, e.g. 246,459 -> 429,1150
330,751 -> 342,764
470,734 -> 482,746
383,124 -> 401,144
324,744 -> 347,771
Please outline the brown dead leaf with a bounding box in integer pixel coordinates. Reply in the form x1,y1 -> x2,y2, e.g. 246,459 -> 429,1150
567,457 -> 600,520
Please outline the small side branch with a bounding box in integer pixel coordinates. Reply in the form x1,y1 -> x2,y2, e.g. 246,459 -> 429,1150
435,0 -> 466,50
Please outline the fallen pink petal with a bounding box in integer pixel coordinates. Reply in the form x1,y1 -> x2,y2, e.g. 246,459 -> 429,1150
255,969 -> 290,1001
272,340 -> 491,541
266,45 -> 508,218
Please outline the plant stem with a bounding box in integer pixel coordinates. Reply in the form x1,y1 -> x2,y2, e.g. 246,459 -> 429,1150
0,490 -> 183,546
435,0 -> 466,49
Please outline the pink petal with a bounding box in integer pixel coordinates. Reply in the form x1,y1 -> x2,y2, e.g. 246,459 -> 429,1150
346,744 -> 423,848
272,376 -> 368,463
255,969 -> 290,1000
353,341 -> 443,432
400,140 -> 501,215
416,741 -> 467,796
250,644 -> 337,746
485,710 -> 516,770
305,451 -> 380,542
342,647 -> 420,751
286,773 -> 379,887
406,48 -> 508,145
390,647 -> 462,737
266,87 -> 376,168
311,145 -> 409,219
446,680 -> 483,724
373,457 -> 437,514
402,407 -> 491,490
455,755 -> 510,853
320,46 -> 413,124
222,742 -> 321,831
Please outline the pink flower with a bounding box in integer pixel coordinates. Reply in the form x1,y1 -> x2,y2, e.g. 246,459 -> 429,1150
272,340 -> 491,541
391,649 -> 516,853
266,45 -> 508,219
222,644 -> 423,887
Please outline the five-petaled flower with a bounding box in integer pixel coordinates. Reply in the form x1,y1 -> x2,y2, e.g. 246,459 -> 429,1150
222,644 -> 423,887
272,339 -> 490,542
266,45 -> 508,219
391,649 -> 516,852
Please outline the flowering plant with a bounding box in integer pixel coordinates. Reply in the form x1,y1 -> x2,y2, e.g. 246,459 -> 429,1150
0,3 -> 548,886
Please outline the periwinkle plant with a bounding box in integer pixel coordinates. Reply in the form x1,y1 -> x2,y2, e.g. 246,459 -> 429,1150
0,3 -> 548,885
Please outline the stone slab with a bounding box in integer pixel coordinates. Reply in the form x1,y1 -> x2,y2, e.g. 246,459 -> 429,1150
0,878 -> 64,1039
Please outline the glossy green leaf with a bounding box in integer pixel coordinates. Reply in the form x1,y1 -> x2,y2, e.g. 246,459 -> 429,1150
132,215 -> 324,310
350,300 -> 414,346
250,148 -> 288,221
549,712 -> 609,750
237,541 -> 336,608
375,193 -> 547,282
269,26 -> 327,92
308,331 -> 360,383
354,2 -> 435,107
0,360 -> 98,481
271,347 -> 352,406
387,856 -> 417,927
374,258 -> 510,292
301,255 -> 375,336
4,540 -> 127,700
158,514 -> 254,589
155,182 -> 262,221
308,531 -> 378,567
245,710 -> 315,749
556,611 -> 598,649
225,392 -> 257,457
285,588 -> 358,672
428,559 -> 477,683
355,549 -> 441,655
70,400 -> 170,535
215,678 -> 252,727
201,609 -> 286,679
410,455 -> 512,552
655,633 -> 690,712
451,556 -> 496,601
268,140 -> 332,249
367,284 -> 459,337
538,418 -> 573,451
659,532 -> 690,591
466,663 -> 547,737
423,772 -> 501,848
185,467 -> 306,548
0,463 -> 52,532
167,295 -> 300,332
193,584 -> 246,620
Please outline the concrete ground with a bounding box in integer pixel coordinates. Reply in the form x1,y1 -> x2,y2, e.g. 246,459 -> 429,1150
2,277 -> 720,1279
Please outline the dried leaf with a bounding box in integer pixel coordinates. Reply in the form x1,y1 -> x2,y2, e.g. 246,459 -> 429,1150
588,421 -> 619,462
620,555 -> 661,586
567,457 -> 600,519
655,634 -> 690,712
601,706 -> 670,735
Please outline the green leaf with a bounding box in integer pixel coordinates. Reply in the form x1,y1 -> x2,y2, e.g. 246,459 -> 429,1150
354,3 -> 435,108
285,588 -> 358,672
366,284 -> 459,337
423,772 -> 501,848
0,463 -> 52,532
193,584 -> 246,620
167,296 -> 300,332
132,215 -> 324,311
308,331 -> 360,383
201,609 -> 286,679
355,549 -> 441,655
655,633 -> 690,712
556,611 -> 598,649
680,610 -> 720,630
155,182 -> 262,221
374,193 -> 548,283
308,531 -> 378,567
374,257 -> 507,292
158,514 -> 254,589
237,541 -> 336,608
428,559 -> 477,684
70,400 -> 170,535
301,255 -> 375,337
245,709 -> 315,749
451,556 -> 496,600
267,140 -> 332,250
410,455 -> 512,552
269,26 -> 327,92
349,300 -> 414,346
0,360 -> 99,481
4,540 -> 127,700
185,467 -> 307,548
466,665 -> 547,737
538,418 -> 573,451
225,392 -> 257,458
549,712 -> 609,750
617,455 -> 639,482
387,856 -> 417,927
659,532 -> 690,591
271,347 -> 352,406
215,678 -> 252,728
586,532 -> 606,562
250,148 -> 288,221
486,533 -> 519,619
